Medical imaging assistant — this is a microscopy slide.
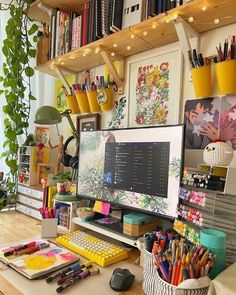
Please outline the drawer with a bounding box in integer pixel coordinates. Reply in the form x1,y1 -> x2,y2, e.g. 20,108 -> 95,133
16,203 -> 42,220
17,194 -> 42,209
18,185 -> 43,201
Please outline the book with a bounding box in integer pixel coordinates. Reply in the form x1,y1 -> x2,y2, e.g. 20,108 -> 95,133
0,240 -> 79,279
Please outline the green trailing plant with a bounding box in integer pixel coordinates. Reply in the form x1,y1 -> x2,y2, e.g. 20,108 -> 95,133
0,0 -> 38,207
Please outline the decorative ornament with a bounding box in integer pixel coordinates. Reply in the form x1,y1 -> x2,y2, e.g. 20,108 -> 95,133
203,140 -> 234,166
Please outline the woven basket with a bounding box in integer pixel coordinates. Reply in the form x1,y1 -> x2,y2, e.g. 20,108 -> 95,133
143,249 -> 210,295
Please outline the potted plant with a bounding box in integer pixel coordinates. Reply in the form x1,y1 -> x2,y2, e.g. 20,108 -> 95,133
0,1 -> 38,210
53,171 -> 71,194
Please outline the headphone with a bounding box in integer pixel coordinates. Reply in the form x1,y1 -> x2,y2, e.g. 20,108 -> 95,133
61,135 -> 79,169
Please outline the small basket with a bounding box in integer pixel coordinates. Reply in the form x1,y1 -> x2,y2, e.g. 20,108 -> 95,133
143,249 -> 210,295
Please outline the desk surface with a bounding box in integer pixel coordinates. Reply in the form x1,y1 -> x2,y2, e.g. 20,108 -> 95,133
0,238 -> 143,295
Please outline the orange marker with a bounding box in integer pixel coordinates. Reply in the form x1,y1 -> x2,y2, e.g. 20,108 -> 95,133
178,263 -> 183,285
174,260 -> 181,286
171,261 -> 177,285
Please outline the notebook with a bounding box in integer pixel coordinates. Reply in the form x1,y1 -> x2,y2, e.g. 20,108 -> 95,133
0,240 -> 79,279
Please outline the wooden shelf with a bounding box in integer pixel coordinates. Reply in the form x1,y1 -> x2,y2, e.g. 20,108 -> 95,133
31,0 -> 236,77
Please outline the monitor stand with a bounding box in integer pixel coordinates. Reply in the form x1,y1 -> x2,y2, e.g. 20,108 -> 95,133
89,208 -> 139,241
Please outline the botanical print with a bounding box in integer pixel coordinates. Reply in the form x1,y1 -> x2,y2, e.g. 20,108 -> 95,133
184,96 -> 236,150
34,127 -> 50,146
108,96 -> 127,129
78,126 -> 184,218
54,75 -> 74,112
184,98 -> 220,149
135,63 -> 169,126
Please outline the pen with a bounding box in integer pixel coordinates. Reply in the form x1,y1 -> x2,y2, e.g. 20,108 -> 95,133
14,243 -> 49,255
46,261 -> 81,283
3,241 -> 36,257
57,263 -> 93,285
192,49 -> 199,67
56,268 -> 100,293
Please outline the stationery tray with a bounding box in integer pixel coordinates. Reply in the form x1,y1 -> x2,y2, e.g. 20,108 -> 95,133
55,194 -> 79,202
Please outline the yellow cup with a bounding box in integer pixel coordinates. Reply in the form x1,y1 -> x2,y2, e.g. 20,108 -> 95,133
215,59 -> 236,95
66,95 -> 79,114
75,90 -> 90,113
87,91 -> 101,112
98,88 -> 113,111
191,65 -> 212,98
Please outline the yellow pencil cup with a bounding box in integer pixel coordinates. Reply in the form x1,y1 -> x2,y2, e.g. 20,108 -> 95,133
66,95 -> 79,114
191,65 -> 212,98
97,88 -> 113,111
87,91 -> 101,112
215,59 -> 236,95
75,90 -> 90,113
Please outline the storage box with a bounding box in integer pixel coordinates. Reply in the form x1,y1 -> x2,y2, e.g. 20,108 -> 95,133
41,218 -> 57,238
123,213 -> 157,236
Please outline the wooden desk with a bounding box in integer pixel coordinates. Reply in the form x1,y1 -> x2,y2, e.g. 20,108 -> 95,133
0,258 -> 143,295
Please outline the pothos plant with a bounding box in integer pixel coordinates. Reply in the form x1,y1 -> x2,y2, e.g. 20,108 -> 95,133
0,0 -> 38,207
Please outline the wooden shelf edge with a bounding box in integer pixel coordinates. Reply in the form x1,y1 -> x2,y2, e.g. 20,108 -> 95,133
33,0 -> 236,76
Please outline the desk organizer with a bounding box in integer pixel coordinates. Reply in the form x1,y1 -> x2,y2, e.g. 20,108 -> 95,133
74,90 -> 90,113
215,59 -> 236,95
191,65 -> 212,98
143,249 -> 210,295
66,95 -> 79,114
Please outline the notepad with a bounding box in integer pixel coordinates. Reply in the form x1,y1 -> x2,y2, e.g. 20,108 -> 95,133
0,240 -> 79,279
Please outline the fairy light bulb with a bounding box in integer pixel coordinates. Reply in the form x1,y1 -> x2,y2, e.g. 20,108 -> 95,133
202,6 -> 207,11
152,24 -> 157,29
127,46 -> 131,51
111,52 -> 115,57
69,55 -> 75,60
113,43 -> 118,48
143,31 -> 148,36
58,58 -> 62,63
130,34 -> 135,39
188,16 -> 194,23
214,18 -> 220,24
95,47 -> 100,54
82,52 -> 87,57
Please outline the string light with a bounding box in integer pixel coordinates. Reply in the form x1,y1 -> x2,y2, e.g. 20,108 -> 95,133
143,31 -> 148,36
152,23 -> 157,29
95,47 -> 100,54
113,43 -> 118,48
58,58 -> 62,63
111,52 -> 115,56
130,34 -> 135,39
127,46 -> 131,51
188,16 -> 194,23
82,52 -> 87,57
214,18 -> 220,24
202,6 -> 207,11
69,55 -> 75,60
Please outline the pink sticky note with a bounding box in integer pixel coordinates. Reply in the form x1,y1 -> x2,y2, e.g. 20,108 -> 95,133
101,202 -> 110,215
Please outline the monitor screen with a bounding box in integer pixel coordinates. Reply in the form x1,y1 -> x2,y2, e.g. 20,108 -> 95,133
77,125 -> 185,219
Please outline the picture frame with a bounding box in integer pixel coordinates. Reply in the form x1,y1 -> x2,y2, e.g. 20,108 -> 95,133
127,43 -> 183,127
76,113 -> 100,133
34,126 -> 50,146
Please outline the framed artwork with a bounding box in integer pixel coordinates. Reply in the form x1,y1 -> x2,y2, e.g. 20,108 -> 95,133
127,44 -> 183,127
34,127 -> 50,146
184,95 -> 236,150
54,75 -> 74,112
76,113 -> 100,133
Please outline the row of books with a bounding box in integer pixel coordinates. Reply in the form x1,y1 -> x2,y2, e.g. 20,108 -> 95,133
49,0 -> 190,60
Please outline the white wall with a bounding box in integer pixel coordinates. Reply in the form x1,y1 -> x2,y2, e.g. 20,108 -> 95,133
29,22 -> 236,169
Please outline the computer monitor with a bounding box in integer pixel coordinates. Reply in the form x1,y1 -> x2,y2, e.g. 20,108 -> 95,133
77,125 -> 185,219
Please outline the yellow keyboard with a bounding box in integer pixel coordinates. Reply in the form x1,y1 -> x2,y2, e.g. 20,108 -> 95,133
56,230 -> 128,267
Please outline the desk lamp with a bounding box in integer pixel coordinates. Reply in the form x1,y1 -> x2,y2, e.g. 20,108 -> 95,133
34,106 -> 79,179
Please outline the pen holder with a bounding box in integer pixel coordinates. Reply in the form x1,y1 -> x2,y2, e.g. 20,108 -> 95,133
97,88 -> 113,111
74,90 -> 90,113
41,218 -> 57,238
87,90 -> 101,112
66,95 -> 79,114
191,65 -> 213,98
200,228 -> 226,279
215,59 -> 236,95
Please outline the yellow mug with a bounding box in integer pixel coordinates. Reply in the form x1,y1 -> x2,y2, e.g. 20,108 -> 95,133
191,65 -> 212,98
75,90 -> 90,113
66,95 -> 79,114
87,91 -> 101,112
215,59 -> 236,95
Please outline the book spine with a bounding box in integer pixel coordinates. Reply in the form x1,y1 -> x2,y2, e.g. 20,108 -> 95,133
82,3 -> 89,46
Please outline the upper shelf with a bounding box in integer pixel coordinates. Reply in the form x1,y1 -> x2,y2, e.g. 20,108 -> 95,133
30,0 -> 236,77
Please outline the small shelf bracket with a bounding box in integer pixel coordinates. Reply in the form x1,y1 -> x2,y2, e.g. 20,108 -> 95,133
100,50 -> 125,95
170,15 -> 199,72
37,2 -> 55,18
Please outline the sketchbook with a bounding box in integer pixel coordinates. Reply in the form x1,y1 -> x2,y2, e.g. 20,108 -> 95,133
0,240 -> 79,279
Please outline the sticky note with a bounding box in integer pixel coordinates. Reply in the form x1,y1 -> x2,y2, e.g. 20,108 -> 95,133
93,201 -> 103,213
93,201 -> 110,215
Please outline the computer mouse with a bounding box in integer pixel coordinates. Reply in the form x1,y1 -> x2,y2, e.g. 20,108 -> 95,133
109,268 -> 135,291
